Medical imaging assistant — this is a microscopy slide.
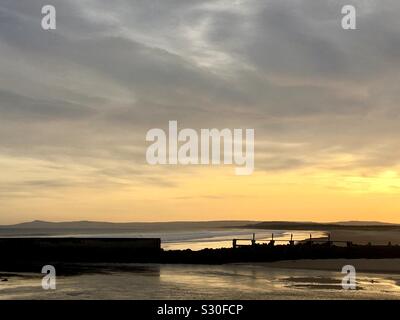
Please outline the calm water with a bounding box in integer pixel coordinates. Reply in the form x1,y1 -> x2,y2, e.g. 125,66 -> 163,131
1,264 -> 400,299
0,228 -> 326,251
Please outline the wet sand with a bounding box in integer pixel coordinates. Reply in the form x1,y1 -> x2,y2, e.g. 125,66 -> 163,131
1,263 -> 399,299
328,230 -> 400,245
253,258 -> 400,274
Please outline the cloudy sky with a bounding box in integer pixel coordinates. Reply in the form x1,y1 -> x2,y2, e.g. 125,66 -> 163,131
1,0 -> 400,224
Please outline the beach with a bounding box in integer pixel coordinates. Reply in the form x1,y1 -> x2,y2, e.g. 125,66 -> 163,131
1,262 -> 399,300
248,259 -> 400,274
327,230 -> 400,245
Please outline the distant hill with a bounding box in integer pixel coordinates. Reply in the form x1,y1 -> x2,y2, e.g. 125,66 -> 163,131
333,221 -> 396,226
241,221 -> 400,231
0,220 -> 398,231
0,220 -> 257,231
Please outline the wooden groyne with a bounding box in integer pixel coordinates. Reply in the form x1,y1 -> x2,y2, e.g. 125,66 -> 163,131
232,233 -> 393,249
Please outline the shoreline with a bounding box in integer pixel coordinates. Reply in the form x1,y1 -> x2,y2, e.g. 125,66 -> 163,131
2,259 -> 400,279
244,258 -> 400,275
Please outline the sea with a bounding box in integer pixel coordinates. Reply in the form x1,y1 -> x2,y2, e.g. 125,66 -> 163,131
0,228 -> 325,250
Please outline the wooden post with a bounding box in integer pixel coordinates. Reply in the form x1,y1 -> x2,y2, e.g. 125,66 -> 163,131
269,240 -> 275,246
251,233 -> 256,246
346,241 -> 352,247
289,233 -> 294,246
269,233 -> 275,247
327,233 -> 331,246
233,239 -> 237,249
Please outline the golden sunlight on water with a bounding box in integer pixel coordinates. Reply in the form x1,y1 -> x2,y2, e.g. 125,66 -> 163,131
1,264 -> 399,300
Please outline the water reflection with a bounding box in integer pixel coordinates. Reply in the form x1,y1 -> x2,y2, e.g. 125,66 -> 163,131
1,264 -> 399,299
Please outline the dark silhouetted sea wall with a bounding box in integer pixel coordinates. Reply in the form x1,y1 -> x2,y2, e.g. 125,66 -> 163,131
0,238 -> 161,265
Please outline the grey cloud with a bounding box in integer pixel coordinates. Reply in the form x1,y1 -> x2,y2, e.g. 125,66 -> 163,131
0,0 -> 399,187
0,89 -> 95,121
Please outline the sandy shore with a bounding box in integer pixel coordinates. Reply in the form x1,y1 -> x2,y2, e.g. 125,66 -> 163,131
275,229 -> 400,274
253,258 -> 400,274
327,230 -> 400,245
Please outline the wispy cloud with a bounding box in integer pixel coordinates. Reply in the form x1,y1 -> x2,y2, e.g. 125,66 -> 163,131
0,0 -> 400,221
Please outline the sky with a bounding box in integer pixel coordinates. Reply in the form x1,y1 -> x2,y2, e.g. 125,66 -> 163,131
0,0 -> 400,224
